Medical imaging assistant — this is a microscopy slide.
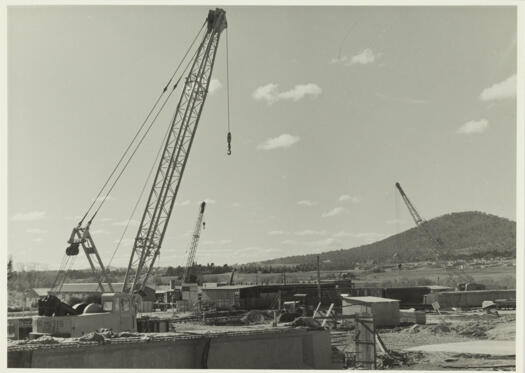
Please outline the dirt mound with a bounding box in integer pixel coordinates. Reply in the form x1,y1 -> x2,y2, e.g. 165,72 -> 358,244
14,335 -> 62,345
76,332 -> 108,344
376,350 -> 423,369
241,310 -> 273,325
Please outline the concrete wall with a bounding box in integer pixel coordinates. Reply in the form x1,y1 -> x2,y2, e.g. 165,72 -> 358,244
9,329 -> 333,369
424,289 -> 516,308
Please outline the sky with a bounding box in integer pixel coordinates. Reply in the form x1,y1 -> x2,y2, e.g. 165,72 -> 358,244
7,5 -> 517,270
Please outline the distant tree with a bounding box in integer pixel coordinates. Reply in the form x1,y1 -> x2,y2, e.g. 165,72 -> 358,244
7,256 -> 13,281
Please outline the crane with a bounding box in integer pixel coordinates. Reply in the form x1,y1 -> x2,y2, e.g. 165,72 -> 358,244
183,201 -> 207,283
33,9 -> 228,337
394,182 -> 475,289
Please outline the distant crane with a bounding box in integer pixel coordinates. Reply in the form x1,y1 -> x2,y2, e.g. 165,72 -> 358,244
394,182 -> 478,290
183,201 -> 207,283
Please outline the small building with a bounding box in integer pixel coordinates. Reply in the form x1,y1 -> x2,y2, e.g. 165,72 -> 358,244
181,283 -> 199,308
342,296 -> 400,328
201,285 -> 258,310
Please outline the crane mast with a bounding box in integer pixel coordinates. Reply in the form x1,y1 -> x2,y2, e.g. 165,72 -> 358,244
394,182 -> 471,286
122,9 -> 227,294
183,201 -> 206,283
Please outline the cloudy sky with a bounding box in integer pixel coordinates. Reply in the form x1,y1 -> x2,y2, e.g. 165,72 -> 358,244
8,6 -> 517,270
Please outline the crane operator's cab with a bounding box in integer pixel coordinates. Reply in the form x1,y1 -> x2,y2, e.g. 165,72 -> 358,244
31,293 -> 138,338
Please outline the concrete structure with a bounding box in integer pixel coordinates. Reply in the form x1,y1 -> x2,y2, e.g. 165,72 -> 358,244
399,310 -> 426,324
31,283 -> 156,312
8,328 -> 333,369
342,296 -> 400,327
201,285 -> 257,310
200,282 -> 348,311
349,285 -> 453,309
424,289 -> 516,309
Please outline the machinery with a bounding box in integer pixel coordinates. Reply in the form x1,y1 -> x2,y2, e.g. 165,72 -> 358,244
183,201 -> 207,283
32,8 -> 228,338
395,182 -> 484,291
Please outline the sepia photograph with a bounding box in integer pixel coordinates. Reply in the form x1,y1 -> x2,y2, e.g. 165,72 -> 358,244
3,2 -> 522,370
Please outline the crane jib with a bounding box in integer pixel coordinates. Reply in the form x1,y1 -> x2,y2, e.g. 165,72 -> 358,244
122,9 -> 227,294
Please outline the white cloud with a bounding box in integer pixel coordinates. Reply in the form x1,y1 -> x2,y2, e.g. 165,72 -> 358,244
232,202 -> 241,207
33,237 -> 44,243
257,134 -> 300,150
330,55 -> 348,64
295,230 -> 327,236
282,239 -> 298,245
278,84 -> 322,102
457,119 -> 489,135
321,207 -> 347,218
252,83 -> 322,105
113,219 -> 140,227
208,79 -> 222,94
479,74 -> 516,101
268,230 -> 285,235
348,49 -> 377,65
175,200 -> 191,206
12,211 -> 46,221
252,83 -> 278,103
204,199 -> 216,204
297,200 -> 317,207
26,228 -> 48,234
339,194 -> 361,203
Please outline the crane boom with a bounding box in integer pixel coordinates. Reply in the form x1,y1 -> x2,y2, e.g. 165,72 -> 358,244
123,9 -> 227,294
394,182 -> 471,286
183,201 -> 206,283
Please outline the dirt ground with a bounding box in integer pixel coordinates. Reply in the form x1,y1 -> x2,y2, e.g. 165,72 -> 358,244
376,311 -> 516,370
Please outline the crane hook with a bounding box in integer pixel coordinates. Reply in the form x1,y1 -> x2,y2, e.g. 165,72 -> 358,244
227,131 -> 232,155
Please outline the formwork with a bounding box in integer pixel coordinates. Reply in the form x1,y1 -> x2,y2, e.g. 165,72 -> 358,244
8,327 -> 333,369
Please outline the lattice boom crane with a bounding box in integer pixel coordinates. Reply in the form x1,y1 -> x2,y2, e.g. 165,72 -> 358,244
395,182 -> 473,287
123,9 -> 227,294
183,201 -> 206,283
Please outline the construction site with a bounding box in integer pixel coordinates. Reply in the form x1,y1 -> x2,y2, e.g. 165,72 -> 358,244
6,5 -> 519,371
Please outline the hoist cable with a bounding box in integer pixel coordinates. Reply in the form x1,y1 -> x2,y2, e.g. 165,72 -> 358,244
226,28 -> 231,133
87,27 -> 205,224
226,28 -> 232,156
78,21 -> 206,226
107,113 -> 173,268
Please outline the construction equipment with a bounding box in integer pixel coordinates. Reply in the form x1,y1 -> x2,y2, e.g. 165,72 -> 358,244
395,182 -> 483,290
33,8 -> 228,338
183,201 -> 207,283
228,268 -> 236,285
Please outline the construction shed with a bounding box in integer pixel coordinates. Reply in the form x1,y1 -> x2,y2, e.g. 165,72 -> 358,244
424,289 -> 516,309
342,296 -> 400,328
201,285 -> 259,310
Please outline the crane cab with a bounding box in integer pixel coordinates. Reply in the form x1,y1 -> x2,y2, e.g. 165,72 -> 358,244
31,292 -> 138,338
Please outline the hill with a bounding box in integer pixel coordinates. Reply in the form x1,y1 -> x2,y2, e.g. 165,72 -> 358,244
256,211 -> 515,270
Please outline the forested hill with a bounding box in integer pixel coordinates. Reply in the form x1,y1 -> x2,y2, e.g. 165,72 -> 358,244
256,211 -> 515,269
